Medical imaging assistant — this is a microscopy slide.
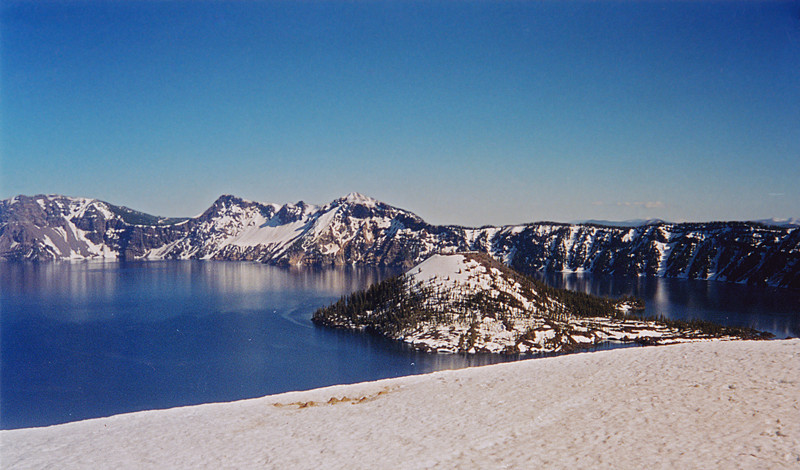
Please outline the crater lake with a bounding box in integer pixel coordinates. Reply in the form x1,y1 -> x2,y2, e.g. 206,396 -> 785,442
2,260 -> 798,429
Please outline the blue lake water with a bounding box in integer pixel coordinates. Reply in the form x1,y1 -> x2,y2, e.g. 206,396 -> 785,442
532,272 -> 800,339
2,261 -> 798,430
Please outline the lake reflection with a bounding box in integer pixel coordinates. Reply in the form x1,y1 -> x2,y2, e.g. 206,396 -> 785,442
533,272 -> 800,338
0,261 -> 522,430
2,261 -> 798,430
0,261 -> 388,323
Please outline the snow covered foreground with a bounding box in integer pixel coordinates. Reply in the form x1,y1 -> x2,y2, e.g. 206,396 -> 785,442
3,340 -> 799,469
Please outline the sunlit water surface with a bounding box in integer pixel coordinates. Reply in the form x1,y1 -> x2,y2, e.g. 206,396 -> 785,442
1,261 -> 798,429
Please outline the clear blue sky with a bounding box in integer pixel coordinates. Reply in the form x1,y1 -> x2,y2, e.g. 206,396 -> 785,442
2,0 -> 799,226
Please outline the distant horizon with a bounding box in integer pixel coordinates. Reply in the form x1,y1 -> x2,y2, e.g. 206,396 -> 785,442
5,191 -> 798,228
3,1 -> 798,226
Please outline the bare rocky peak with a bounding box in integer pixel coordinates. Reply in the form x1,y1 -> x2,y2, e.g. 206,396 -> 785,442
1,193 -> 797,289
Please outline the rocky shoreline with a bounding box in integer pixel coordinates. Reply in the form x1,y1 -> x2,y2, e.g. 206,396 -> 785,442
313,253 -> 771,354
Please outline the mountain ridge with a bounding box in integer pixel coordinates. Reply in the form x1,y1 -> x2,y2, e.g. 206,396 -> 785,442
1,193 -> 798,289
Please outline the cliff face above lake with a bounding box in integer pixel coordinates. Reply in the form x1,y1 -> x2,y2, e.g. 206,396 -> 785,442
312,253 -> 770,353
2,193 -> 798,289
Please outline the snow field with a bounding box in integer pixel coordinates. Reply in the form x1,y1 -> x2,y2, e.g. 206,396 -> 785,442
3,340 -> 798,469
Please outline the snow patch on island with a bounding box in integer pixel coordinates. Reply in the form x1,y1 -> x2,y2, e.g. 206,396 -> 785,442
314,253 -> 769,354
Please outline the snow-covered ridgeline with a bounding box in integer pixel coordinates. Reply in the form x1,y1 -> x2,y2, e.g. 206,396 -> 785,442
1,193 -> 798,288
0,195 -> 120,260
3,340 -> 798,468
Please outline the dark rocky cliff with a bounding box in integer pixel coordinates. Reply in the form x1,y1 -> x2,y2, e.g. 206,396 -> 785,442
2,193 -> 797,289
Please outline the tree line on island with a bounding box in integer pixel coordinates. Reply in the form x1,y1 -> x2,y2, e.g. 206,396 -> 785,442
311,254 -> 771,348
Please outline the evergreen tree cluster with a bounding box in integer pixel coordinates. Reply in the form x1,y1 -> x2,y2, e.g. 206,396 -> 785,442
311,253 -> 772,350
311,275 -> 423,336
311,254 -> 639,339
525,278 -> 618,319
312,254 -> 769,353
646,315 -> 773,340
461,252 -> 627,320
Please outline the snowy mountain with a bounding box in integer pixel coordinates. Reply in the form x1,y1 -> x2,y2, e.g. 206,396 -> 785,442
312,253 -> 769,353
1,193 -> 798,288
751,218 -> 800,228
0,195 -> 188,260
575,218 -> 670,227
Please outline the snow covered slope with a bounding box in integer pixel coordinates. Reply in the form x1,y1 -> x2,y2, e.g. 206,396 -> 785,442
3,340 -> 798,469
752,217 -> 800,228
0,195 -> 187,261
2,193 -> 798,288
153,192 -> 458,266
312,253 -> 767,353
500,222 -> 800,288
